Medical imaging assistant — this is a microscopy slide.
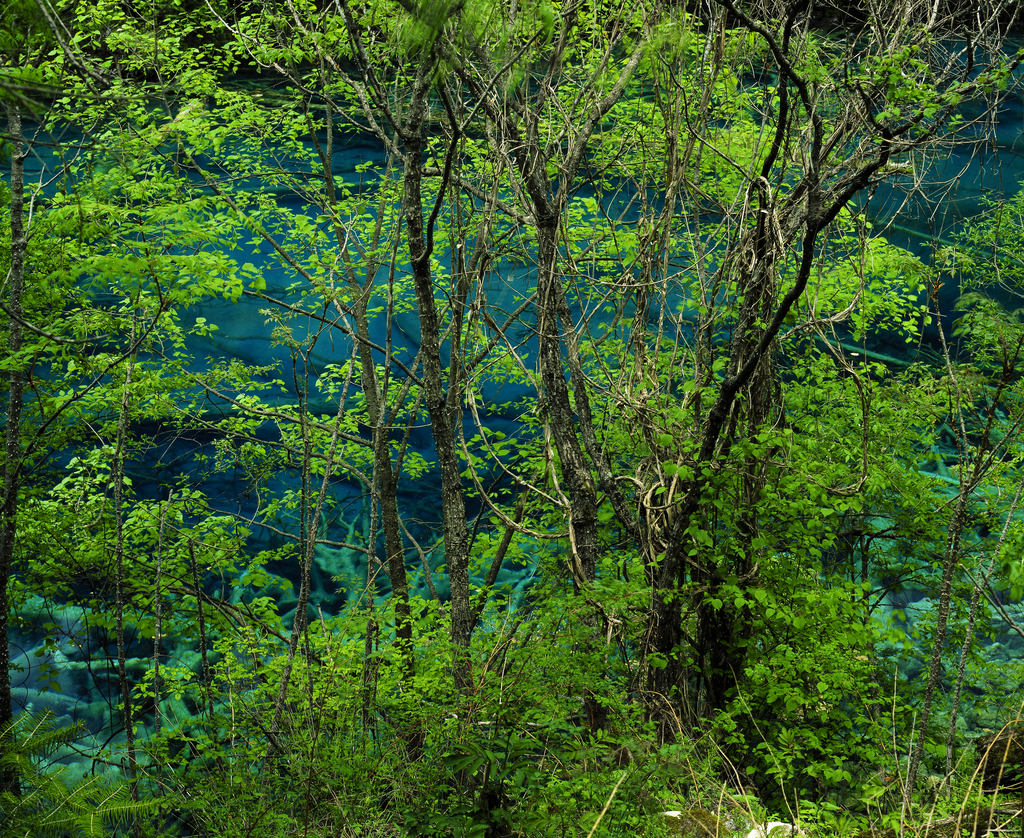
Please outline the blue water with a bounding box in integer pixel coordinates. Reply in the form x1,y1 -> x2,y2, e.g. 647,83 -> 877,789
11,86 -> 1024,749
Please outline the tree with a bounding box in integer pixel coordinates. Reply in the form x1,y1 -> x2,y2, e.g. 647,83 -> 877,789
1,2 -> 289,800
902,200 -> 1024,795
1,94 -> 28,802
2,0 -> 61,796
279,0 -> 1021,739
5,0 -> 1024,828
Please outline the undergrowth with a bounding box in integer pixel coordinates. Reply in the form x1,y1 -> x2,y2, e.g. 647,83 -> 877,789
7,594 -> 1022,838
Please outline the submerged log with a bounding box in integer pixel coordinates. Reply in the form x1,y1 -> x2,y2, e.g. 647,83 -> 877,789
976,725 -> 1024,794
662,809 -> 724,837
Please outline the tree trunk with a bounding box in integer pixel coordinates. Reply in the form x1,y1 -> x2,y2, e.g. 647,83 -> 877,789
906,487 -> 969,795
0,105 -> 27,797
534,220 -> 601,589
401,60 -> 473,690
112,318 -> 139,813
318,68 -> 417,689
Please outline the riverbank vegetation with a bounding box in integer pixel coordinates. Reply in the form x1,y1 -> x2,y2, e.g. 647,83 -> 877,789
4,0 -> 1024,835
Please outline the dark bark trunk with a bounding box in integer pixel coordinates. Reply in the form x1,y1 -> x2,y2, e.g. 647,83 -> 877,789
903,292 -> 1021,795
112,322 -> 139,814
534,220 -> 601,589
905,492 -> 968,794
348,261 -> 413,682
322,95 -> 416,690
644,170 -> 832,735
401,61 -> 473,690
308,64 -> 419,742
0,106 -> 26,798
527,163 -> 607,735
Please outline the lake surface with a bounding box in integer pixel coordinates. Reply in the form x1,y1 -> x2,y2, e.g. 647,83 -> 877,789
10,84 -> 1024,747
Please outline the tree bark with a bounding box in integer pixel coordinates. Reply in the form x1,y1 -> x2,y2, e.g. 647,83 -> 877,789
316,66 -> 417,689
112,317 -> 139,811
0,105 -> 27,797
401,59 -> 473,690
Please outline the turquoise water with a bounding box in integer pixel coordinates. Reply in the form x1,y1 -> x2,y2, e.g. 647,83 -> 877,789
10,90 -> 1024,746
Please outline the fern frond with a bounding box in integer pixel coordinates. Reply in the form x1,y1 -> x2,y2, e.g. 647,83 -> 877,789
0,711 -> 157,838
0,709 -> 84,765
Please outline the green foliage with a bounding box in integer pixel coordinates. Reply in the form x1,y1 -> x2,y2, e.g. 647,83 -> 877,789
0,0 -> 59,110
140,590 -> 676,837
721,580 -> 906,801
796,209 -> 931,342
4,0 -> 1024,835
947,187 -> 1024,307
0,712 -> 154,837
